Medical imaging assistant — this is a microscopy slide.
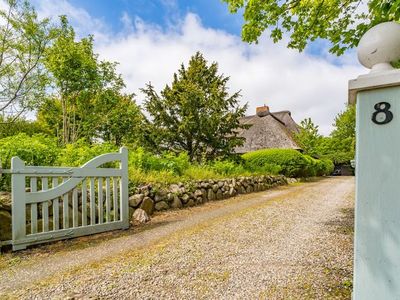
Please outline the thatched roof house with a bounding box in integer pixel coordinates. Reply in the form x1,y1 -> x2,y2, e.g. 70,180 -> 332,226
235,105 -> 301,153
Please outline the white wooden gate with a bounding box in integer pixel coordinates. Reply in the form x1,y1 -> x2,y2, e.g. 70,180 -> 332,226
8,147 -> 129,251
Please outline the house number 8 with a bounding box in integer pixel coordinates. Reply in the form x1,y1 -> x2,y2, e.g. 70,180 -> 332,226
372,102 -> 393,125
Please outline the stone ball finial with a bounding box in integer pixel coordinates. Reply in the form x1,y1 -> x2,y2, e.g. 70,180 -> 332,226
357,21 -> 400,72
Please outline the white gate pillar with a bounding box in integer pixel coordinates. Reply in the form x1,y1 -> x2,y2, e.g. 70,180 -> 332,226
349,22 -> 400,299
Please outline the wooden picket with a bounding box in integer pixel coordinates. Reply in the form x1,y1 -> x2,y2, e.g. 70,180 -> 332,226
8,147 -> 129,251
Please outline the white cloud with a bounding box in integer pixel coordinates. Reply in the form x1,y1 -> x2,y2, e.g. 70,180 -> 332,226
33,0 -> 110,42
33,1 -> 367,135
96,13 -> 365,135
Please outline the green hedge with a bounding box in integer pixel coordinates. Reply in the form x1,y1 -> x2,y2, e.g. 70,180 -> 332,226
242,148 -> 333,178
0,134 -> 60,190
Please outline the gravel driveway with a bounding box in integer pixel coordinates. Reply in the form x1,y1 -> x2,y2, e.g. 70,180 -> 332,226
0,177 -> 354,299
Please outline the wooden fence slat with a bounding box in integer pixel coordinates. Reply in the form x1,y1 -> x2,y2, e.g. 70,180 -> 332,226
52,177 -> 59,231
105,177 -> 111,223
72,188 -> 78,227
63,178 -> 69,229
30,177 -> 38,234
90,177 -> 95,225
113,177 -> 119,221
42,177 -> 49,232
98,178 -> 103,224
11,157 -> 27,250
82,180 -> 87,226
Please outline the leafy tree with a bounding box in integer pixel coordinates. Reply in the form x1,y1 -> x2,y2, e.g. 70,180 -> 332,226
94,91 -> 145,146
222,0 -> 398,55
44,16 -> 131,145
294,118 -> 322,157
141,52 -> 249,162
0,115 -> 47,138
44,16 -> 100,144
36,97 -> 63,140
319,105 -> 356,164
0,0 -> 56,117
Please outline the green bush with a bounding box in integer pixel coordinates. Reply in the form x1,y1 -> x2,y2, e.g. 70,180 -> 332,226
129,148 -> 190,176
0,134 -> 60,191
0,133 -> 60,168
210,160 -> 249,176
56,139 -> 118,167
242,148 -> 332,178
242,149 -> 309,177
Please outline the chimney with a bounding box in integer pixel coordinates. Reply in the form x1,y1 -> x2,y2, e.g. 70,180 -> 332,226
256,105 -> 270,117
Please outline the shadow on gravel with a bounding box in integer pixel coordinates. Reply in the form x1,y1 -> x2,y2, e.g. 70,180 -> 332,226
323,207 -> 354,236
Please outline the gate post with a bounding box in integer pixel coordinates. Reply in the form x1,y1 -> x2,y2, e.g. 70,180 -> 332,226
11,157 -> 26,250
119,147 -> 129,228
349,22 -> 400,299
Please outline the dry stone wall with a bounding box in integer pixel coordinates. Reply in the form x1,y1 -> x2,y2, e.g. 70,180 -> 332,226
0,175 -> 289,243
129,175 -> 288,219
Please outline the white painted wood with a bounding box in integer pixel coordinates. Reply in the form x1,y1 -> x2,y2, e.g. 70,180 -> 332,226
90,177 -> 95,225
30,177 -> 38,234
41,177 -> 49,232
15,168 -> 122,177
63,178 -> 69,229
9,147 -> 130,251
98,177 -> 103,224
81,180 -> 87,226
105,177 -> 111,223
72,188 -> 78,228
113,177 -> 119,221
119,147 -> 129,229
52,177 -> 59,231
11,157 -> 26,251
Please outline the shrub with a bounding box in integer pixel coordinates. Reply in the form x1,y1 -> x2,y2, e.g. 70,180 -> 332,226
129,148 -> 190,176
242,149 -> 309,177
210,160 -> 245,176
0,133 -> 60,168
242,148 -> 332,177
0,134 -> 60,191
56,139 -> 118,167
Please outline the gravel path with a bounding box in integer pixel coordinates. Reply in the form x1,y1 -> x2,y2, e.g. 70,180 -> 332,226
0,177 -> 354,299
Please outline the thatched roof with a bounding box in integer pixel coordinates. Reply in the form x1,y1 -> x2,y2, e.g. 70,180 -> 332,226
235,108 -> 301,153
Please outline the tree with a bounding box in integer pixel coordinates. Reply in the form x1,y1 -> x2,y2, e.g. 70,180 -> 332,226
318,104 -> 356,164
294,118 -> 322,157
141,52 -> 249,162
222,0 -> 398,55
0,0 -> 55,118
94,91 -> 145,146
44,17 -> 99,144
44,16 -> 129,145
0,115 -> 46,138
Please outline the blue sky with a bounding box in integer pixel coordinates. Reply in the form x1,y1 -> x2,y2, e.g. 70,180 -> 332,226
68,0 -> 243,36
30,0 -> 365,135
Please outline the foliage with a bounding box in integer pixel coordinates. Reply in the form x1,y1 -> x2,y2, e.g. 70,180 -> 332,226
56,139 -> 117,167
294,118 -> 322,157
0,115 -> 48,138
129,148 -> 190,176
0,0 -> 56,116
0,133 -> 59,168
94,92 -> 144,146
0,133 -> 60,190
222,0 -> 399,55
44,16 -> 133,145
319,105 -> 356,164
242,148 -> 333,177
142,51 -> 249,162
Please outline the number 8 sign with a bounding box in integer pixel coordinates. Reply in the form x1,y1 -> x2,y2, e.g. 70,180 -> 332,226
371,102 -> 393,125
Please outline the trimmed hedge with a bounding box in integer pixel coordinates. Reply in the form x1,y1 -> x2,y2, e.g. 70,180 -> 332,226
242,148 -> 333,178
